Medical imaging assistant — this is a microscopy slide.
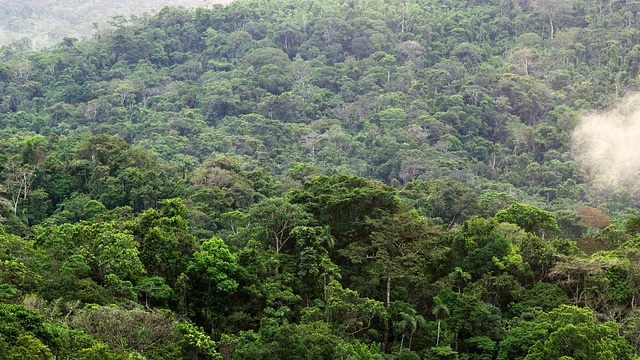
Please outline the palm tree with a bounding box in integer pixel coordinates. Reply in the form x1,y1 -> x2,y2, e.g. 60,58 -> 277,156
450,267 -> 471,293
409,313 -> 426,350
396,308 -> 427,352
432,296 -> 449,346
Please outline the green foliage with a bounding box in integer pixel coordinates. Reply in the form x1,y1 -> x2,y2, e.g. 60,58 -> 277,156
324,280 -> 387,337
134,198 -> 195,284
228,320 -> 340,360
247,197 -> 311,255
134,276 -> 173,309
0,302 -> 114,358
82,200 -> 107,221
188,237 -> 240,295
342,210 -> 445,303
555,210 -> 587,241
186,237 -> 241,329
6,334 -> 54,360
36,221 -> 144,284
520,282 -> 568,312
625,215 -> 640,237
499,305 -> 635,360
340,340 -> 383,360
496,203 -> 559,237
177,322 -> 222,360
3,0 -> 640,358
438,289 -> 504,352
459,236 -> 509,280
74,343 -> 130,360
289,174 -> 398,248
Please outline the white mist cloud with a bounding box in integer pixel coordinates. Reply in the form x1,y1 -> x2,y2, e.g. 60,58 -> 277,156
572,94 -> 640,193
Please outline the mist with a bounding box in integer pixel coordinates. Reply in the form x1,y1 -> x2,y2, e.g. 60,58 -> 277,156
572,94 -> 640,195
0,0 -> 234,49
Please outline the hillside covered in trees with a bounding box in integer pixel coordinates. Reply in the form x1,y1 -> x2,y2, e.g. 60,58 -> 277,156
0,0 -> 232,49
2,0 -> 640,358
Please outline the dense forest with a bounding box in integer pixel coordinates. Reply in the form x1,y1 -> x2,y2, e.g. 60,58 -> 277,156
2,0 -> 640,358
0,0 -> 232,49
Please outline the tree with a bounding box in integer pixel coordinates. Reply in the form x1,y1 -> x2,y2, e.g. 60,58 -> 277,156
134,276 -> 173,310
2,163 -> 35,214
73,134 -> 130,177
36,221 -> 145,284
447,267 -> 472,294
498,305 -> 635,360
292,225 -> 339,305
578,206 -> 611,231
555,210 -> 587,241
342,210 -> 444,306
396,307 -> 426,352
341,210 -> 443,351
0,303 -> 55,356
7,334 -> 54,360
134,198 -> 196,285
69,306 -> 181,358
176,322 -> 222,360
227,320 -> 339,360
477,191 -> 517,218
248,198 -> 312,257
189,156 -> 255,210
495,203 -> 559,238
396,40 -> 427,69
401,179 -> 480,227
432,296 -> 449,346
511,48 -> 535,75
451,42 -> 483,63
324,280 -> 387,338
438,289 -> 503,353
243,47 -> 290,71
186,237 -> 241,331
288,174 -> 399,249
531,0 -> 571,39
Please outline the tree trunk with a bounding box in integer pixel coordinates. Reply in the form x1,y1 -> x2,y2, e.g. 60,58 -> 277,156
436,319 -> 441,346
382,275 -> 391,353
275,236 -> 281,274
409,330 -> 414,350
386,275 -> 391,307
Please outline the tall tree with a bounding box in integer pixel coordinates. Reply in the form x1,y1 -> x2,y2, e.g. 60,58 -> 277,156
432,296 -> 449,346
531,0 -> 571,39
495,203 -> 559,238
134,198 -> 196,285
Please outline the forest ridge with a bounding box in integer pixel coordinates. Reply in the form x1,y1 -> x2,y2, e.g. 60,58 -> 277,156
1,0 -> 640,359
0,0 -> 233,49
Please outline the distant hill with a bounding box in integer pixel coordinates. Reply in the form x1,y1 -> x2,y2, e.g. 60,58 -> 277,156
2,0 -> 640,214
0,0 -> 234,49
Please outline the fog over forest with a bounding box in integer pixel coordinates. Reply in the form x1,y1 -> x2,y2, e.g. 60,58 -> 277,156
573,94 -> 640,196
0,0 -> 233,49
